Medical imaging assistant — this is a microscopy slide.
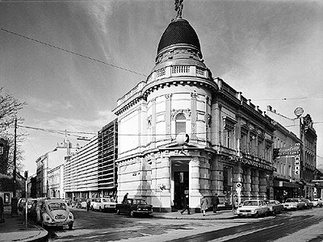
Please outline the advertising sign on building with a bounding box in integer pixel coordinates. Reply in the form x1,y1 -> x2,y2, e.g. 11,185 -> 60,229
294,155 -> 300,175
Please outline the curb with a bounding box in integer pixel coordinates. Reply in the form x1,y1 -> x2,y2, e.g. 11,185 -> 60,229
30,225 -> 48,242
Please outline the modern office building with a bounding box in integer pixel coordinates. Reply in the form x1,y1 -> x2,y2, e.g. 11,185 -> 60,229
64,119 -> 118,199
64,136 -> 99,200
98,119 -> 118,197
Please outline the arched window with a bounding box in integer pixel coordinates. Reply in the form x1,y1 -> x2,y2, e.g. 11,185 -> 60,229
175,113 -> 186,135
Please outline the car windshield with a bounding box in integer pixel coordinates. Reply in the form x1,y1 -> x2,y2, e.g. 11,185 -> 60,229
286,198 -> 298,202
48,202 -> 67,211
103,198 -> 115,202
243,201 -> 259,206
134,200 -> 147,205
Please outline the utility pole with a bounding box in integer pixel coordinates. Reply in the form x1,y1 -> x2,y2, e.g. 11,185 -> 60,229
11,117 -> 18,215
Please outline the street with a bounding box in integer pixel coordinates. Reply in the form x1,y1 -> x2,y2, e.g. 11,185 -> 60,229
46,207 -> 323,242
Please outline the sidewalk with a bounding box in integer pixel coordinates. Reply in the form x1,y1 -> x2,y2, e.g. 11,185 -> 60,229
154,209 -> 237,220
0,206 -> 48,242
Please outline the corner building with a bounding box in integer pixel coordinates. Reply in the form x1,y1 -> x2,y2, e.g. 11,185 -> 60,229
114,18 -> 275,212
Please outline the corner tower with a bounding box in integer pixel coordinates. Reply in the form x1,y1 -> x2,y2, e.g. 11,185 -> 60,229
114,2 -> 218,212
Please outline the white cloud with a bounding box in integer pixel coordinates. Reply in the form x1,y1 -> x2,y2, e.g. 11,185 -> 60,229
26,96 -> 73,113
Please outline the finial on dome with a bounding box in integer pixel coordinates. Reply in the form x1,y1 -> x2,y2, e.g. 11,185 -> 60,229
173,0 -> 184,21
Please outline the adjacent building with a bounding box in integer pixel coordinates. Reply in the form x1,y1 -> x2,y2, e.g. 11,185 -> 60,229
64,119 -> 118,200
35,140 -> 74,198
272,122 -> 302,201
64,136 -> 99,200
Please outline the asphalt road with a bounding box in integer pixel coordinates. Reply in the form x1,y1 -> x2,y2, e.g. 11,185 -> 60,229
46,207 -> 323,242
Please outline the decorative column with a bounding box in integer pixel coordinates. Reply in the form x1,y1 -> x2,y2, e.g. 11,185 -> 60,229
152,98 -> 156,145
259,171 -> 267,199
245,168 -> 252,199
165,94 -> 172,139
151,155 -> 171,210
252,170 -> 259,199
191,92 -> 197,140
189,157 -> 201,210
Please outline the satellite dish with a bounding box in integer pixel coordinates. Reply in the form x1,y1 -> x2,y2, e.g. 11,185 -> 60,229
176,132 -> 189,145
294,107 -> 304,118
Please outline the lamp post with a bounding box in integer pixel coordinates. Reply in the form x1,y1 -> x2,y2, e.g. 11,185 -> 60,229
11,117 -> 18,215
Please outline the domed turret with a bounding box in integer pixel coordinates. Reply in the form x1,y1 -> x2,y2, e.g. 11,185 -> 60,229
157,19 -> 201,56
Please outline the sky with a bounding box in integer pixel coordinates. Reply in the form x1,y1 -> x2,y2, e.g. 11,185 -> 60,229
1,0 -> 323,174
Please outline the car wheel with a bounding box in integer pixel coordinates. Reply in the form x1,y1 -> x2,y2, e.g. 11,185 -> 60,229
254,212 -> 259,218
116,209 -> 120,215
99,206 -> 102,212
68,223 -> 73,230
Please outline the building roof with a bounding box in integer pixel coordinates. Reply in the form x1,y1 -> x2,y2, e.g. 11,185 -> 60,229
157,19 -> 201,54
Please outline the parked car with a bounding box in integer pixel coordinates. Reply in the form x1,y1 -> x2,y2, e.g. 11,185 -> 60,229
282,198 -> 306,210
116,198 -> 153,217
236,199 -> 269,218
300,198 -> 313,209
36,199 -> 74,230
311,198 -> 323,207
92,197 -> 117,212
266,200 -> 284,215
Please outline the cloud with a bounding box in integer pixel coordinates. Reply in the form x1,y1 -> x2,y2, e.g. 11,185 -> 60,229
83,2 -> 114,35
25,96 -> 73,113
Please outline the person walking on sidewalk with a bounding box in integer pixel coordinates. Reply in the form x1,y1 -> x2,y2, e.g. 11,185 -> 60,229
0,196 -> 4,223
212,193 -> 219,213
86,198 -> 91,211
200,195 -> 208,216
180,195 -> 190,215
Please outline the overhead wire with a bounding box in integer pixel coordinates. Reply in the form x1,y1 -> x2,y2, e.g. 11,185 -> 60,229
0,27 -> 147,77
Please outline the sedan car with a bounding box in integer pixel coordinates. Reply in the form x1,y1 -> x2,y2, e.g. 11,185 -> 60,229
282,198 -> 306,210
92,197 -> 117,212
236,199 -> 269,217
116,198 -> 153,217
300,198 -> 313,209
266,200 -> 284,215
311,198 -> 323,207
36,199 -> 74,230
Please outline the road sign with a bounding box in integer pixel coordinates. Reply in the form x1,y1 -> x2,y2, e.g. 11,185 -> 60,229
236,182 -> 242,188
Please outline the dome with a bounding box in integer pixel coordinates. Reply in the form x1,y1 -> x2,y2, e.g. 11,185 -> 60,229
157,19 -> 201,54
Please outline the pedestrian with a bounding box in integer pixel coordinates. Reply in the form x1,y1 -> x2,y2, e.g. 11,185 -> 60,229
200,195 -> 208,216
212,193 -> 219,213
0,196 -> 4,223
86,198 -> 91,211
180,195 -> 190,215
122,193 -> 129,204
232,197 -> 238,213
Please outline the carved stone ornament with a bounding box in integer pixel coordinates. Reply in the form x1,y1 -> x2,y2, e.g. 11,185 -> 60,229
171,109 -> 191,120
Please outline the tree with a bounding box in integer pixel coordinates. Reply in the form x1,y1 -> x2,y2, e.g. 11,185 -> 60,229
0,87 -> 25,174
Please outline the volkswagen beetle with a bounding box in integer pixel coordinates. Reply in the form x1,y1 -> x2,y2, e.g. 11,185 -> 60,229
37,199 -> 74,230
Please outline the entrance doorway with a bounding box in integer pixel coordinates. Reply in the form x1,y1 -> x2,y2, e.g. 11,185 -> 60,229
172,160 -> 189,209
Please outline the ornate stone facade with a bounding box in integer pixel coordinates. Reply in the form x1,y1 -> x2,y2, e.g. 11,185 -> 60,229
113,17 -> 275,211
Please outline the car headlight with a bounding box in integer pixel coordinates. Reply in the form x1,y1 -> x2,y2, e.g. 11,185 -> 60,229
43,214 -> 53,222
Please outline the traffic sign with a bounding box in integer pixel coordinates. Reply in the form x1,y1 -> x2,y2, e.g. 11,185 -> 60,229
236,182 -> 242,188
